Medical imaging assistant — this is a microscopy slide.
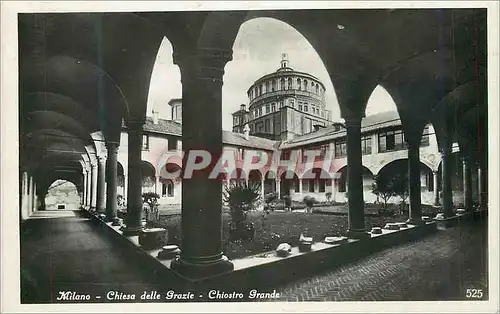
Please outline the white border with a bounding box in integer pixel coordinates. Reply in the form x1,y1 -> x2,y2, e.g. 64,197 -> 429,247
1,1 -> 499,313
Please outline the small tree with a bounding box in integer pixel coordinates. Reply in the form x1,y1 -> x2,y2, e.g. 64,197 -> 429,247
142,192 -> 160,227
325,192 -> 332,204
281,195 -> 292,211
371,175 -> 394,216
392,173 -> 409,215
303,196 -> 317,213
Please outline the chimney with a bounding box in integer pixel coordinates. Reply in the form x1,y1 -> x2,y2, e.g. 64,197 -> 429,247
152,109 -> 159,124
243,124 -> 250,140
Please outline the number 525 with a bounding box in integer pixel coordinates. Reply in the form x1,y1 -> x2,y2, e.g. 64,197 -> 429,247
466,288 -> 483,298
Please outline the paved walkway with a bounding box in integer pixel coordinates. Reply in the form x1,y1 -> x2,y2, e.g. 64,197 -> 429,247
272,219 -> 488,301
20,210 -> 166,303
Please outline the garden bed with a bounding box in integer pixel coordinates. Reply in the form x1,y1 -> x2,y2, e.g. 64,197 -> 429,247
154,206 -> 439,260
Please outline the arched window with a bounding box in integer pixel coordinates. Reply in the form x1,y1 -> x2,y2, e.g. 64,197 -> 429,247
260,83 -> 264,94
287,78 -> 292,90
316,84 -> 319,94
280,78 -> 285,90
272,80 -> 277,91
255,86 -> 258,97
297,78 -> 302,90
266,81 -> 271,93
304,80 -> 308,91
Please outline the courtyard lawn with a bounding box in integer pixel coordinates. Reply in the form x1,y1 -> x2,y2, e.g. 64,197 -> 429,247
154,205 -> 437,259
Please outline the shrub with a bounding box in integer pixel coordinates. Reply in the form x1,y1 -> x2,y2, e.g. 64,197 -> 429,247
223,182 -> 261,228
281,195 -> 292,210
303,196 -> 317,213
264,192 -> 279,205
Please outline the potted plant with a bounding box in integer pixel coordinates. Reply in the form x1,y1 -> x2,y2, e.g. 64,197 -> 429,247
325,191 -> 332,204
223,181 -> 261,242
138,192 -> 168,249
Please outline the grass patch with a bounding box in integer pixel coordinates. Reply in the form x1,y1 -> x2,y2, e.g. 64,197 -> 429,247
154,204 -> 439,259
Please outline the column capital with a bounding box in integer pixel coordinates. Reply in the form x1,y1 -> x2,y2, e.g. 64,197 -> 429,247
126,119 -> 145,131
173,48 -> 233,84
97,155 -> 107,163
343,116 -> 363,128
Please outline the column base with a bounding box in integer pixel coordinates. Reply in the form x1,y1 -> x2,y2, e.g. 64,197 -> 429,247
170,255 -> 234,281
121,225 -> 143,236
110,217 -> 123,226
406,217 -> 425,226
346,229 -> 370,240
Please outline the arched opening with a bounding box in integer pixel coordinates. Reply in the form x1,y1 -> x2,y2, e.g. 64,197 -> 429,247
248,169 -> 262,185
45,179 -> 79,210
437,151 -> 467,206
263,170 -> 277,194
302,168 -> 332,197
377,159 -> 434,205
146,36 -> 181,122
140,160 -> 156,194
335,165 -> 374,203
279,170 -> 299,199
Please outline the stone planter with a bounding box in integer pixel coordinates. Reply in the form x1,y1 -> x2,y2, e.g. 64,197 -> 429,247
157,245 -> 181,259
139,228 -> 168,250
384,223 -> 400,230
371,227 -> 383,234
298,241 -> 312,252
323,236 -> 348,245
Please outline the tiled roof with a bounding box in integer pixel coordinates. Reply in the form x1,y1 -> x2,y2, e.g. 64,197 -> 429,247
126,110 -> 401,151
136,117 -> 278,150
222,130 -> 278,151
142,117 -> 182,136
280,110 -> 402,149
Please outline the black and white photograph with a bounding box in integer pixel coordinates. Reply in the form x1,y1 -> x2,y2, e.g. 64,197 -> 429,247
1,1 -> 499,312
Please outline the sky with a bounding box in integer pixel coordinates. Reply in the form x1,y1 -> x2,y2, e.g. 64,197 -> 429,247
146,18 -> 396,131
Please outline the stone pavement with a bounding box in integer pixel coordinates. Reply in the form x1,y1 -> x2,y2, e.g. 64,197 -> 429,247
20,210 -> 168,303
271,219 -> 488,302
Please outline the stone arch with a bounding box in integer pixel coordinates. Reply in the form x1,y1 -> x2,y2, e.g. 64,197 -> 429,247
335,165 -> 374,193
279,170 -> 299,197
45,179 -> 80,210
140,160 -> 156,191
204,14 -> 342,119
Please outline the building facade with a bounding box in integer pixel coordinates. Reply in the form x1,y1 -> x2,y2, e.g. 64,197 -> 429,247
116,100 -> 469,208
232,54 -> 333,141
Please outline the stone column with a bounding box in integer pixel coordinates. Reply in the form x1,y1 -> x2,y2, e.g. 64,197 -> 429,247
332,179 -> 337,202
433,171 -> 440,206
407,142 -> 423,225
105,142 -> 120,224
462,157 -> 473,212
31,182 -> 37,213
169,48 -> 234,279
260,178 -> 265,200
123,172 -> 128,202
276,179 -> 281,198
86,170 -> 91,209
81,171 -> 87,208
96,156 -> 106,213
345,116 -> 369,239
90,163 -> 98,211
441,144 -> 454,218
477,163 -> 484,209
298,179 -> 303,196
27,176 -> 33,215
21,171 -> 29,218
122,120 -> 144,236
